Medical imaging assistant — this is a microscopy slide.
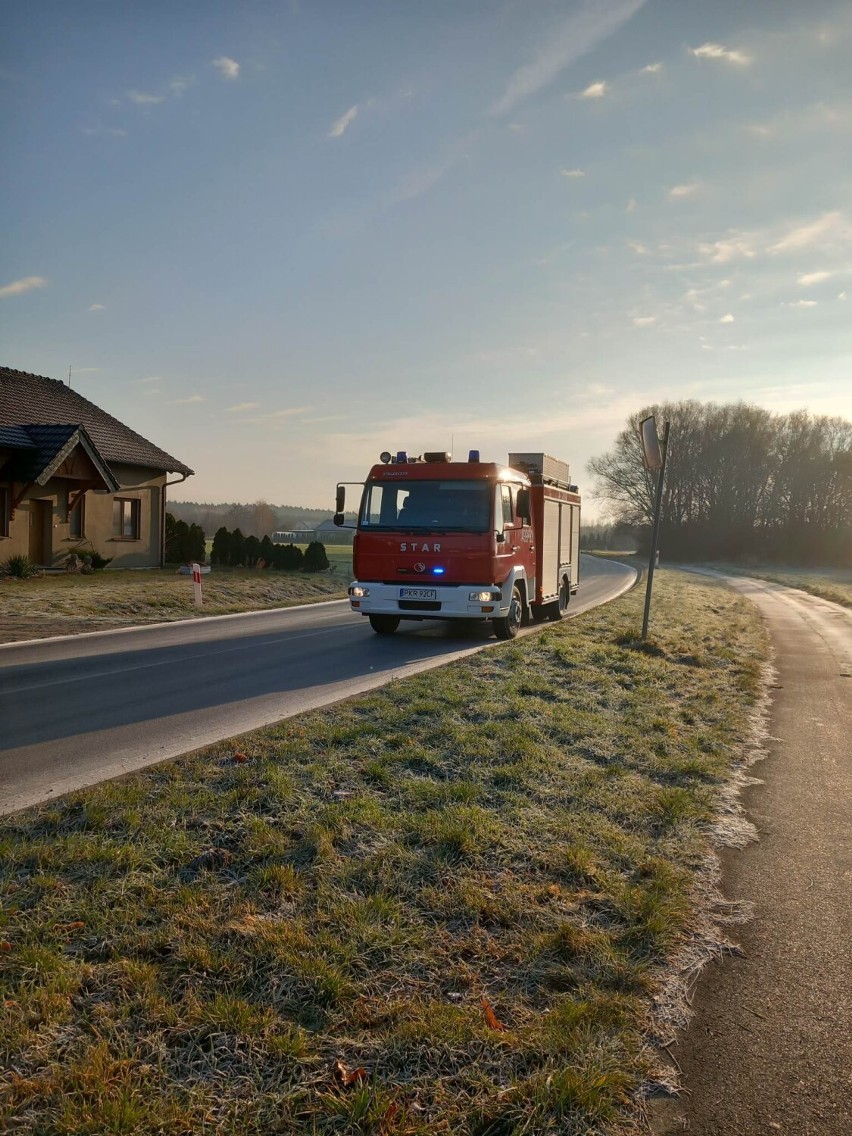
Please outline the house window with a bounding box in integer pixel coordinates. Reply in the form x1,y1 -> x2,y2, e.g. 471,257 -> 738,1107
69,494 -> 85,539
113,497 -> 141,539
0,486 -> 10,538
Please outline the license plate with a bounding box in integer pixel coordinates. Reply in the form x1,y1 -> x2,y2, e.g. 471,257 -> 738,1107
399,587 -> 437,600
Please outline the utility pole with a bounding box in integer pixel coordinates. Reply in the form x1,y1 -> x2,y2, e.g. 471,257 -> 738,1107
639,416 -> 670,641
68,366 -> 72,388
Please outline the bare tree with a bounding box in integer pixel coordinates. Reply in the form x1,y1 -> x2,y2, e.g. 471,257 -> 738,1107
588,401 -> 852,564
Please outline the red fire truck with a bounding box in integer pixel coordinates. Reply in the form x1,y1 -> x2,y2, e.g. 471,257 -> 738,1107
334,450 -> 580,639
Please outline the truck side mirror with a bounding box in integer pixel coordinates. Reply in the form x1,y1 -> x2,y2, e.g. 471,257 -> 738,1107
517,488 -> 531,522
335,485 -> 346,513
495,530 -> 506,544
333,513 -> 345,527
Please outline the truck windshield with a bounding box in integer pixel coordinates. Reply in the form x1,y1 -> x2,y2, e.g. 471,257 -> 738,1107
360,480 -> 491,533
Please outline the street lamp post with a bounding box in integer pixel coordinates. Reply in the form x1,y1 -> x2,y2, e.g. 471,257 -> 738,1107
639,416 -> 670,641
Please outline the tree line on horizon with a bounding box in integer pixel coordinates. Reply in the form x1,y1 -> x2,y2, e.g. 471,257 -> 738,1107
167,500 -> 330,541
589,401 -> 852,565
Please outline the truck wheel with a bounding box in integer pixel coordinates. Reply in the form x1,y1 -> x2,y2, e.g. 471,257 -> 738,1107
369,614 -> 400,635
547,579 -> 569,622
493,586 -> 523,640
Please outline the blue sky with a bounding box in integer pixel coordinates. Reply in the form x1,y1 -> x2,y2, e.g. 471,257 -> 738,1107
2,0 -> 850,515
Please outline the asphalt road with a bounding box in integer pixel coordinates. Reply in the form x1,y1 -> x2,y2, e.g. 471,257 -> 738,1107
653,573 -> 852,1136
0,554 -> 636,815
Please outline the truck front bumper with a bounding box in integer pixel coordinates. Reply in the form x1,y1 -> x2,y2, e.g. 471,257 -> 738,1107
348,581 -> 511,620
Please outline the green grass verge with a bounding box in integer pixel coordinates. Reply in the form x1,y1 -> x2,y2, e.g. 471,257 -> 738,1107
0,571 -> 767,1135
709,564 -> 852,609
0,567 -> 348,644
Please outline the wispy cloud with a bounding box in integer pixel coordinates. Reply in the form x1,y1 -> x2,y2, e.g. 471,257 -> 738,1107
225,402 -> 260,413
127,90 -> 165,105
88,303 -> 105,312
212,57 -> 240,80
626,198 -> 637,212
134,376 -> 163,385
171,394 -> 206,405
578,80 -> 608,99
798,270 -> 831,286
668,182 -> 699,199
491,0 -> 645,115
690,43 -> 752,65
241,406 -> 310,424
170,75 -> 193,96
748,101 -> 852,141
329,104 -> 359,138
560,167 -> 585,178
642,62 -> 663,73
786,299 -> 818,308
0,275 -> 48,299
769,212 -> 852,254
698,236 -> 755,263
268,407 -> 309,418
627,240 -> 648,255
632,315 -> 656,327
81,126 -> 127,138
720,313 -> 735,323
385,132 -> 477,206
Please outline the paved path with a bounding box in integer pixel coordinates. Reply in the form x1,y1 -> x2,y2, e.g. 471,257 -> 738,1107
653,575 -> 852,1136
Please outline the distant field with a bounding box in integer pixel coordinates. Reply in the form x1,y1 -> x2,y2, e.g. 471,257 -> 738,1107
712,564 -> 852,609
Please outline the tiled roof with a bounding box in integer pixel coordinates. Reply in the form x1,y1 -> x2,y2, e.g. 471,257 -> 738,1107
0,367 -> 193,476
2,424 -> 119,492
6,424 -> 77,483
0,424 -> 36,450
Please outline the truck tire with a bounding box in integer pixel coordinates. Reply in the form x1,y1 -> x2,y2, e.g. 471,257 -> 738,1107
369,614 -> 400,635
493,586 -> 523,640
546,579 -> 569,622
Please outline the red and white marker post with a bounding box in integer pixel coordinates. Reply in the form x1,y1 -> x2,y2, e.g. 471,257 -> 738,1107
191,562 -> 203,608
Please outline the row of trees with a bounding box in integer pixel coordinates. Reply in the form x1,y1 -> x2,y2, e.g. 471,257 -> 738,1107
165,514 -> 206,564
579,523 -> 637,552
210,527 -> 330,572
589,402 -> 852,564
169,500 -> 331,540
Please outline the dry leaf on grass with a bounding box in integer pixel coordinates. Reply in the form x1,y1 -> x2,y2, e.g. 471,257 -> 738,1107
481,995 -> 507,1031
332,1059 -> 368,1087
381,1101 -> 399,1126
187,848 -> 232,871
55,922 -> 85,933
233,751 -> 249,764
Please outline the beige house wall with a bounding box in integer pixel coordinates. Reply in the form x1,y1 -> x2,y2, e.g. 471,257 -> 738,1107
1,465 -> 167,569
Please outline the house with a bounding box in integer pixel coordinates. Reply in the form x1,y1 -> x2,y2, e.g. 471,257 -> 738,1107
0,367 -> 193,568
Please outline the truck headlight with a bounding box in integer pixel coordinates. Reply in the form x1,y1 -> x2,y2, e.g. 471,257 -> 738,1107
350,586 -> 370,598
469,590 -> 497,602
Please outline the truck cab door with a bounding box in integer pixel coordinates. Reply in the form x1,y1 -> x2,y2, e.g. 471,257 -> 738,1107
494,484 -> 517,578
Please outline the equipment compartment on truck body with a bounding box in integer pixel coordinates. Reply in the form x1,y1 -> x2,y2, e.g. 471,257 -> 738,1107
508,452 -> 580,615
